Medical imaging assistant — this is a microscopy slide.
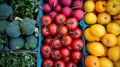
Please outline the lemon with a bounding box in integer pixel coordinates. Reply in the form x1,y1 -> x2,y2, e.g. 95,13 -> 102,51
84,13 -> 97,24
99,57 -> 113,67
107,22 -> 120,35
102,46 -> 108,57
84,28 -> 100,42
117,36 -> 120,46
84,1 -> 95,12
86,42 -> 105,56
113,60 -> 120,67
101,34 -> 117,47
89,24 -> 106,38
107,46 -> 120,61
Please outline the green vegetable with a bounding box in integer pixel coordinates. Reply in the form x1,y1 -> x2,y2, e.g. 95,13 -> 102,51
0,33 -> 8,48
25,35 -> 37,50
0,52 -> 37,67
0,20 -> 9,34
0,3 -> 12,20
20,17 -> 36,35
0,44 -> 4,50
6,21 -> 21,38
10,37 -> 25,50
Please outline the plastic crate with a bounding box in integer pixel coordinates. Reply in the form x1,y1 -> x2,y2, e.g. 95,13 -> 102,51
37,0 -> 86,67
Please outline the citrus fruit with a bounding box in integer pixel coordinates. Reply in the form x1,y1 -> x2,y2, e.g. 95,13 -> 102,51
107,22 -> 120,36
99,57 -> 113,67
107,46 -> 120,61
113,60 -> 120,67
89,24 -> 106,38
86,42 -> 105,56
97,12 -> 111,25
84,28 -> 100,42
101,34 -> 117,47
95,1 -> 106,13
117,36 -> 120,46
84,1 -> 95,12
102,46 -> 108,56
85,55 -> 100,67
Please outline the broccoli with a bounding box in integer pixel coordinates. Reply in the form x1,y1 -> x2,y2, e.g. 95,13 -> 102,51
0,3 -> 12,20
25,35 -> 37,50
6,21 -> 21,38
0,44 -> 4,50
0,20 -> 9,34
20,17 -> 36,35
0,33 -> 8,45
10,37 -> 25,50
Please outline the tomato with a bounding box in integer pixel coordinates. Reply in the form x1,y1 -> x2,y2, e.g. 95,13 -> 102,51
66,62 -> 77,67
70,28 -> 82,39
44,37 -> 52,45
41,27 -> 50,36
55,60 -> 65,67
71,51 -> 82,61
59,25 -> 68,35
41,15 -> 52,26
66,18 -> 78,30
72,39 -> 84,51
49,24 -> 58,35
67,45 -> 72,51
52,38 -> 62,49
52,50 -> 62,60
42,59 -> 54,67
55,14 -> 66,24
62,35 -> 72,46
63,56 -> 70,63
41,45 -> 52,58
60,48 -> 70,57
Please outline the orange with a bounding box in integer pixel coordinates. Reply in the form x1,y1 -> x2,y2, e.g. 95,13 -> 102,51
95,1 -> 106,13
85,55 -> 100,67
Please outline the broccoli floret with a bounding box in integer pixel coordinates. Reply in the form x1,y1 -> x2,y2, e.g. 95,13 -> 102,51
0,3 -> 12,20
10,37 -> 25,50
0,20 -> 9,34
6,21 -> 21,38
20,17 -> 36,35
25,35 -> 37,50
24,17 -> 37,26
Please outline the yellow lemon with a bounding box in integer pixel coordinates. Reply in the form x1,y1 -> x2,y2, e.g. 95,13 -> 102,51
107,22 -> 120,36
107,46 -> 120,61
86,42 -> 105,56
117,36 -> 120,46
84,13 -> 97,24
101,34 -> 117,47
84,1 -> 95,12
89,24 -> 106,38
99,57 -> 113,67
113,60 -> 120,67
84,28 -> 100,42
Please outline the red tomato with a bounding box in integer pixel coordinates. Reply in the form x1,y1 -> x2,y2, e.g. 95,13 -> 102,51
44,37 -> 52,45
66,18 -> 78,30
70,28 -> 82,39
62,35 -> 72,46
41,27 -> 50,36
55,60 -> 65,67
71,51 -> 82,61
48,24 -> 58,35
41,45 -> 52,58
72,39 -> 84,51
42,59 -> 54,67
59,26 -> 68,35
66,62 -> 77,67
55,14 -> 66,24
52,38 -> 62,49
60,48 -> 70,57
41,15 -> 52,26
52,50 -> 62,60
63,56 -> 70,63
67,45 -> 72,51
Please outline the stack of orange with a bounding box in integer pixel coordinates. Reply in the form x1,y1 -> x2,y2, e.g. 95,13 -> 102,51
83,0 -> 120,67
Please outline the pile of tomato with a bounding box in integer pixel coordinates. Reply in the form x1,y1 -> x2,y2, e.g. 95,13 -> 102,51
40,13 -> 84,67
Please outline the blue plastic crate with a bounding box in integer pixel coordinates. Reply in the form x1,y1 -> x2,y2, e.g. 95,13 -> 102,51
37,0 -> 86,67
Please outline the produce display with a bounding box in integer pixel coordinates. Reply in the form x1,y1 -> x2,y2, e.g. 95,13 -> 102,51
83,0 -> 120,67
39,0 -> 84,67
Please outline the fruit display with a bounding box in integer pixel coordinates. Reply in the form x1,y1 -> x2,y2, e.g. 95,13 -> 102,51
84,0 -> 120,67
39,0 -> 85,67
